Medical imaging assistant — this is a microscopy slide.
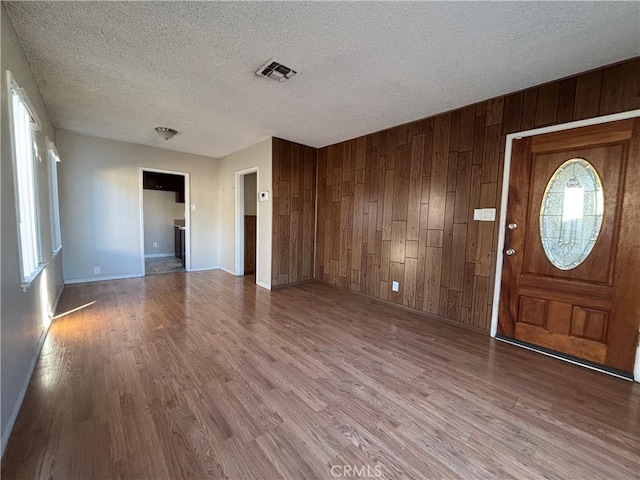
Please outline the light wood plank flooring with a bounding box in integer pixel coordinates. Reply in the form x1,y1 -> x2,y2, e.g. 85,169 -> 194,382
2,271 -> 639,479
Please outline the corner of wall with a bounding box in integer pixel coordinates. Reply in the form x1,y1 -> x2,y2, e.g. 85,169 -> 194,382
270,138 -> 318,288
217,138 -> 274,288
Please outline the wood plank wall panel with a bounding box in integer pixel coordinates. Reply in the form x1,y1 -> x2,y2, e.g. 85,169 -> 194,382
272,138 -> 317,287
315,58 -> 640,330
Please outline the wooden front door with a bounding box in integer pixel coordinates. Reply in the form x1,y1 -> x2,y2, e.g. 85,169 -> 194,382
498,118 -> 640,374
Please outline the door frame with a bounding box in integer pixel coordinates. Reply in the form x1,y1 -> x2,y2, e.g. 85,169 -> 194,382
491,109 -> 640,381
234,167 -> 260,280
139,167 -> 191,274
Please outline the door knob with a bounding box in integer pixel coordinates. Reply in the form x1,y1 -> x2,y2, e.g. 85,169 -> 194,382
505,248 -> 516,256
508,223 -> 517,230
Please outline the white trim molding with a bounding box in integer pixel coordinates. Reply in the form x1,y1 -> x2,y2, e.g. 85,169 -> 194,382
144,253 -> 175,259
139,167 -> 191,275
234,167 -> 259,278
219,266 -> 239,276
6,70 -> 42,130
7,70 -> 45,288
46,137 -> 63,255
490,109 -> 640,382
64,273 -> 143,285
256,280 -> 272,290
189,266 -> 220,272
0,324 -> 49,456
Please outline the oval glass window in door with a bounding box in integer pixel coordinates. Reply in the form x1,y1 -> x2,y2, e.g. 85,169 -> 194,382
539,158 -> 604,270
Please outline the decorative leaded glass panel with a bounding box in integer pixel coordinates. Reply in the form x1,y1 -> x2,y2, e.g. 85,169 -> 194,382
539,158 -> 604,270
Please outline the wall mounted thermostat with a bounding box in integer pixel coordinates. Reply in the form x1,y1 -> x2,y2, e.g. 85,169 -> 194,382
259,191 -> 269,202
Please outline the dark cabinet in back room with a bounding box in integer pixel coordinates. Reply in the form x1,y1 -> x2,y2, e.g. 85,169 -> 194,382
174,225 -> 185,267
143,171 -> 185,203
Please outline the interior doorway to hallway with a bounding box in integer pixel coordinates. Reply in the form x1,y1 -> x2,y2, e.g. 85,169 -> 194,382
235,168 -> 259,284
243,173 -> 257,282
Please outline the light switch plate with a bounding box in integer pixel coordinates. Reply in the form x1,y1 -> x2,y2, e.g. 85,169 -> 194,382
474,208 -> 496,221
191,204 -> 197,211
259,191 -> 269,202
392,281 -> 399,292
482,208 -> 496,221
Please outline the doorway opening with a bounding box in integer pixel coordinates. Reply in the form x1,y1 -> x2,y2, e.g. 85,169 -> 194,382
235,168 -> 259,284
140,168 -> 190,276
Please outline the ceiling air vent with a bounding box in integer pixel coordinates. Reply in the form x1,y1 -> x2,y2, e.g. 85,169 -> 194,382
256,60 -> 297,82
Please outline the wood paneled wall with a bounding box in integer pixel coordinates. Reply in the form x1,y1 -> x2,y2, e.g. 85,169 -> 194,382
244,215 -> 256,274
316,58 -> 640,330
272,138 -> 317,287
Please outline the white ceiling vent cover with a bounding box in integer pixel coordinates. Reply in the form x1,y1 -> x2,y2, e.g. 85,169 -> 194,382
256,60 -> 297,82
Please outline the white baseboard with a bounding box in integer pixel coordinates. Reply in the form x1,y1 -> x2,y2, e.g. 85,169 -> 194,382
51,283 -> 65,316
64,273 -> 143,285
189,266 -> 220,272
144,253 -> 175,258
1,321 -> 51,457
1,280 -> 65,457
217,267 -> 271,290
219,267 -> 239,276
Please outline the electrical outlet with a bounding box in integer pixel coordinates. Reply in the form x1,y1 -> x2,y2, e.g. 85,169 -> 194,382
392,281 -> 400,292
152,241 -> 158,248
93,266 -> 101,275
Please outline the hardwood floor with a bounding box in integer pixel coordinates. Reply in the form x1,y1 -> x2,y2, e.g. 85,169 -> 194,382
2,271 -> 639,479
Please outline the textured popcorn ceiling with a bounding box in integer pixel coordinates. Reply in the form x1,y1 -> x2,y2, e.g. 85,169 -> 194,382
5,1 -> 639,158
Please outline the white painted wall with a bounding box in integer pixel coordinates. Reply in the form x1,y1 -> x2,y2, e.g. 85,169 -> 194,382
1,6 -> 65,455
56,131 -> 219,282
218,139 -> 272,288
143,189 -> 184,256
244,173 -> 257,216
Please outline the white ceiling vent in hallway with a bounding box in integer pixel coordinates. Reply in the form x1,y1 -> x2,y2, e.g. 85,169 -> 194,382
256,60 -> 297,82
